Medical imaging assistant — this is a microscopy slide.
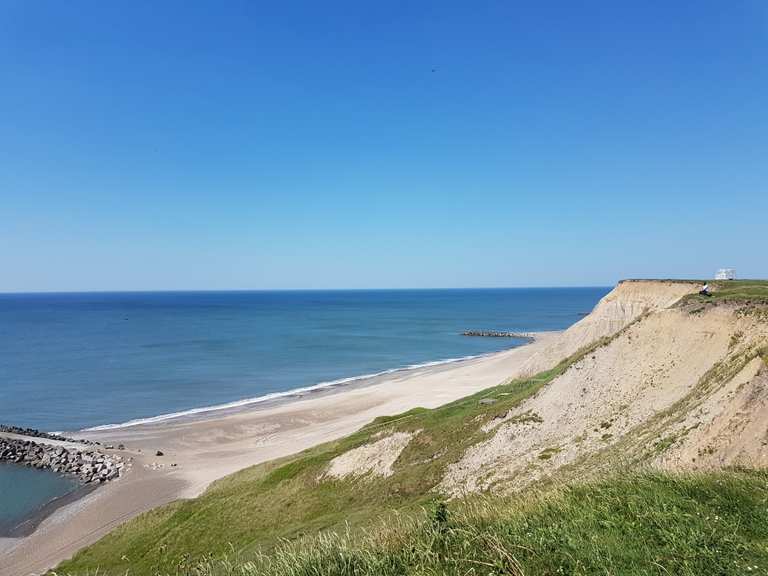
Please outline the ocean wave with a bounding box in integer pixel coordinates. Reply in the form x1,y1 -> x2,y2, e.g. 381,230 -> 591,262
81,348 -> 513,432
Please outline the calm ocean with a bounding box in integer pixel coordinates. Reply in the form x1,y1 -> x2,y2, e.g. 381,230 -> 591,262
0,288 -> 608,532
0,288 -> 609,432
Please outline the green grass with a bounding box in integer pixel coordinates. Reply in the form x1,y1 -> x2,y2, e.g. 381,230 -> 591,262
56,341 -> 607,576
678,279 -> 768,305
240,470 -> 768,576
65,471 -> 768,576
619,279 -> 768,305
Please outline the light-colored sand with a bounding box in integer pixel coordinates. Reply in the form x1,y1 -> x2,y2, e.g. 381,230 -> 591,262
324,431 -> 419,480
0,332 -> 560,576
440,303 -> 768,496
658,356 -> 768,470
519,280 -> 699,377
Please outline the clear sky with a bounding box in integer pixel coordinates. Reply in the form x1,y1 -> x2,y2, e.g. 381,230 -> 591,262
1,1 -> 766,291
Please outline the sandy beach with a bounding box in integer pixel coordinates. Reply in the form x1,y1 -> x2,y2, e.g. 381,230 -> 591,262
0,332 -> 559,576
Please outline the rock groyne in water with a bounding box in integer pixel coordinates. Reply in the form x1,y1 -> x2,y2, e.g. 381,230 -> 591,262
0,424 -> 96,445
0,436 -> 123,484
461,330 -> 536,340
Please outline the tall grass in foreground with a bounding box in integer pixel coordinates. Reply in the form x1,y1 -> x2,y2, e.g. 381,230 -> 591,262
66,471 -> 768,576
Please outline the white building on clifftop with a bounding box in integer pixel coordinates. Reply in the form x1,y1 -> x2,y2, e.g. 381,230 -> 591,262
715,268 -> 736,280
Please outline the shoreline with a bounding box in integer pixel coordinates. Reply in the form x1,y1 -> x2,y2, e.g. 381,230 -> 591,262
80,340 -> 531,433
0,484 -> 97,539
1,346 -> 523,545
0,331 -> 560,576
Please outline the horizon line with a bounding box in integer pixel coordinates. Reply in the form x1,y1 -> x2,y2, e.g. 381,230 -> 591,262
0,285 -> 615,296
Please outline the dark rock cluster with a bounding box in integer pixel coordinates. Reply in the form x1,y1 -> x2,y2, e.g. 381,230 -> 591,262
461,330 -> 535,339
0,424 -> 96,445
0,437 -> 122,484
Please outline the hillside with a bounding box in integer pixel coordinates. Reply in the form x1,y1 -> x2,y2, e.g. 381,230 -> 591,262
167,470 -> 768,576
56,280 -> 768,575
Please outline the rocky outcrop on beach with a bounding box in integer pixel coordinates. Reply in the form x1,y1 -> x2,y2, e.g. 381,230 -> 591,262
0,437 -> 123,484
0,424 -> 97,445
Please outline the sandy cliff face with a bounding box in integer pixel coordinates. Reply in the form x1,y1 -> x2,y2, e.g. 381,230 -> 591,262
319,281 -> 767,497
657,356 -> 768,470
518,280 -> 700,377
440,282 -> 768,496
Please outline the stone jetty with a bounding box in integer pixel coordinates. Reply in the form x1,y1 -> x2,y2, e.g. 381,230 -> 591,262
0,424 -> 97,445
461,330 -> 536,339
0,436 -> 123,484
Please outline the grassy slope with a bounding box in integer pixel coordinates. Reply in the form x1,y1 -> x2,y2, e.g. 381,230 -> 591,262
58,341 -> 605,575
60,471 -> 768,576
198,470 -> 768,576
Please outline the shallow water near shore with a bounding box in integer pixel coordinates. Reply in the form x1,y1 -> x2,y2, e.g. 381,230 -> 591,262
0,463 -> 79,536
0,288 -> 609,433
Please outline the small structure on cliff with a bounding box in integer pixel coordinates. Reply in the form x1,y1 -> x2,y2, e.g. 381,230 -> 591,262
715,268 -> 736,280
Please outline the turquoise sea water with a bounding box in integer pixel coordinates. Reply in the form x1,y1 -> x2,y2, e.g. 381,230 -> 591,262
0,463 -> 79,535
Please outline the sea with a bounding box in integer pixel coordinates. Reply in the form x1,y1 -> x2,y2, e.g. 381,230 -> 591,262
0,287 -> 609,532
0,463 -> 79,536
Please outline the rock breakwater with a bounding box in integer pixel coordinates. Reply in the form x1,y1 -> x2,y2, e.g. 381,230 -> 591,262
0,424 -> 96,445
461,330 -> 536,339
0,437 -> 123,484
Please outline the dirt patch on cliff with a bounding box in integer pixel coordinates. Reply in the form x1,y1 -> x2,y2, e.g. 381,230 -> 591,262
324,432 -> 417,480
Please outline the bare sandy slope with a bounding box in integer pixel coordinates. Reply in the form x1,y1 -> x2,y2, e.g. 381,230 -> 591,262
324,430 -> 418,480
0,332 -> 560,576
658,355 -> 768,470
441,303 -> 768,496
519,280 -> 698,377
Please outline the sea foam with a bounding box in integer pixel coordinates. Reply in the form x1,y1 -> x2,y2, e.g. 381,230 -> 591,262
82,351 -> 501,431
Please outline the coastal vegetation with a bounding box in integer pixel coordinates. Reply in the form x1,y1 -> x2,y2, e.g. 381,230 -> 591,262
681,279 -> 768,304
185,471 -> 768,576
612,279 -> 768,306
58,471 -> 768,575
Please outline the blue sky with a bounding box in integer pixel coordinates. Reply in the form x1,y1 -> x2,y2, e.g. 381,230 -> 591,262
1,1 -> 766,291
